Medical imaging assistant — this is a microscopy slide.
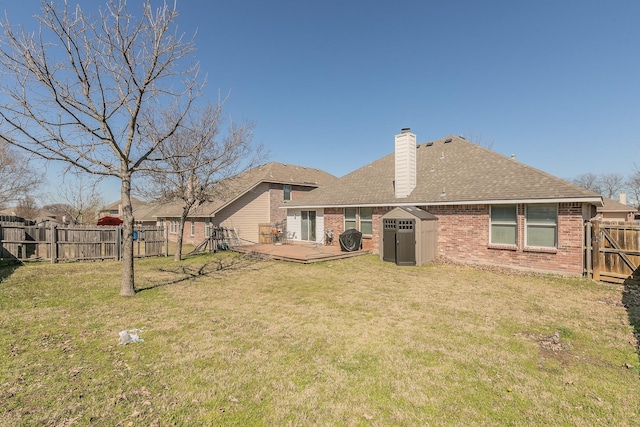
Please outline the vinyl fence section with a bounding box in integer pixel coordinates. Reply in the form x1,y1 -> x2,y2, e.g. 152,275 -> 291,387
587,220 -> 640,285
0,222 -> 166,263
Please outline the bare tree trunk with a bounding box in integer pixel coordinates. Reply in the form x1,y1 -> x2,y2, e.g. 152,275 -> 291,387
120,175 -> 136,296
174,212 -> 187,261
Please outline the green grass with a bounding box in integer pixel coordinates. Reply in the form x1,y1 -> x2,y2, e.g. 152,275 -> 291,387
1,253 -> 638,426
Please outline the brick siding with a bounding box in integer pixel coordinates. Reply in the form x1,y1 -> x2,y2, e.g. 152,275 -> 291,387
327,203 -> 586,275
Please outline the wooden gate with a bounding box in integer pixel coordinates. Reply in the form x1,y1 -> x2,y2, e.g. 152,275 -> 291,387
587,221 -> 640,284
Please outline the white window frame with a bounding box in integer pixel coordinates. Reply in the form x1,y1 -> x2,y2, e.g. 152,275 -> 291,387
344,207 -> 357,230
489,204 -> 517,245
205,218 -> 212,237
359,207 -> 373,235
190,219 -> 196,236
525,204 -> 558,248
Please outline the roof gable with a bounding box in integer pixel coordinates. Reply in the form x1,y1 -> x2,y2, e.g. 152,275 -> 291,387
149,162 -> 337,218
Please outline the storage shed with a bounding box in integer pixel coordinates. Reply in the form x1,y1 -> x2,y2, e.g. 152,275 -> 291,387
380,206 -> 438,266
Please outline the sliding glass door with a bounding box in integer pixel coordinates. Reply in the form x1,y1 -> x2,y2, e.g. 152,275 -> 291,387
301,210 -> 316,241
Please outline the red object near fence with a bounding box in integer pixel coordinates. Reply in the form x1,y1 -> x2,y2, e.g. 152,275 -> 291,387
97,216 -> 123,226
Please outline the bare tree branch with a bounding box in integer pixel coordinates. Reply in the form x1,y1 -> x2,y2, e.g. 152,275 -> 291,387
137,101 -> 265,261
0,1 -> 204,296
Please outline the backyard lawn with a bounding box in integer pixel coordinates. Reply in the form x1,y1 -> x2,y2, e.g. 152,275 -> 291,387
1,253 -> 638,426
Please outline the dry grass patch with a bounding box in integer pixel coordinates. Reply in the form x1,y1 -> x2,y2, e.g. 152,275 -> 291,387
0,253 -> 638,426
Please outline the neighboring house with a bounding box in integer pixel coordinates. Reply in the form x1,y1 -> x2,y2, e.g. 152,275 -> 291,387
151,162 -> 337,245
99,197 -> 158,227
285,129 -> 603,275
597,196 -> 637,222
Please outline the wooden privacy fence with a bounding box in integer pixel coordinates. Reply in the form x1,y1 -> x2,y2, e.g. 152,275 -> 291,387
586,221 -> 640,285
0,222 -> 165,263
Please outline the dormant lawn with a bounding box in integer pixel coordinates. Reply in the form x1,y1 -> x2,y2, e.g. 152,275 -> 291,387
1,252 -> 638,426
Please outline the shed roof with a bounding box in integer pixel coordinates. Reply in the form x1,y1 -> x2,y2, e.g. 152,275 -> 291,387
383,206 -> 438,220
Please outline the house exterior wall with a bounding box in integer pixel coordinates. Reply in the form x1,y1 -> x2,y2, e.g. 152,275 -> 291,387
213,183 -> 271,244
599,211 -> 635,222
315,202 -> 588,275
269,184 -> 319,225
161,183 -> 324,246
324,207 -> 392,250
161,217 -> 210,246
286,209 -> 325,244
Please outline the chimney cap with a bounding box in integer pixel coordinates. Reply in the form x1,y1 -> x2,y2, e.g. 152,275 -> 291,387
401,127 -> 411,133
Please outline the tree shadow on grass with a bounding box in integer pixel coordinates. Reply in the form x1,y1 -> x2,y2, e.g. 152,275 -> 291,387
0,261 -> 21,284
622,266 -> 640,366
135,255 -> 268,293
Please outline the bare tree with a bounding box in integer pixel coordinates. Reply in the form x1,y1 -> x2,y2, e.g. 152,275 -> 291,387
571,172 -> 603,195
138,102 -> 264,261
44,174 -> 104,224
599,173 -> 626,200
15,195 -> 39,219
0,1 -> 203,296
627,168 -> 640,209
0,141 -> 44,209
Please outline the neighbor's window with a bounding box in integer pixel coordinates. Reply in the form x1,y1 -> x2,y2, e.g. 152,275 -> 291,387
283,185 -> 291,201
359,207 -> 373,235
345,207 -> 357,230
490,204 -> 517,245
205,218 -> 212,237
190,219 -> 196,236
526,204 -> 557,248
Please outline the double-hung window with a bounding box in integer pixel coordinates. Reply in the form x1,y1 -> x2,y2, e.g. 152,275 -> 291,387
490,205 -> 517,245
345,207 -> 357,230
359,207 -> 373,235
190,220 -> 196,236
283,185 -> 291,201
205,218 -> 212,237
526,204 -> 557,248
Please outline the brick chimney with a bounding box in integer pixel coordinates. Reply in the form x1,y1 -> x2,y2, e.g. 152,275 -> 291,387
394,128 -> 416,198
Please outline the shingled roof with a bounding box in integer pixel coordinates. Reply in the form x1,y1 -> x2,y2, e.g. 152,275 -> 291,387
287,135 -> 602,208
149,162 -> 337,218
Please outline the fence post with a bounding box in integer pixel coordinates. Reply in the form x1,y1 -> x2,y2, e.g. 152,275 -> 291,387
591,220 -> 600,281
51,223 -> 58,264
117,225 -> 122,261
164,226 -> 169,257
584,221 -> 592,278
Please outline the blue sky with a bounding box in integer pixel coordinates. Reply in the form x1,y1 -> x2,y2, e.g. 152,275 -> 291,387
2,0 -> 639,204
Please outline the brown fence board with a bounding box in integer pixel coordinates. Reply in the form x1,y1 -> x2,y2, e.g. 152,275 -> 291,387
589,221 -> 640,283
0,222 -> 166,263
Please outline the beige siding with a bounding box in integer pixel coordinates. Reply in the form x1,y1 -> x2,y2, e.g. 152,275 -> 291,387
214,183 -> 271,244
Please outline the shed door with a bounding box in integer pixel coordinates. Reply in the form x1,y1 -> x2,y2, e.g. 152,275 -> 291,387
383,219 -> 397,262
396,219 -> 416,266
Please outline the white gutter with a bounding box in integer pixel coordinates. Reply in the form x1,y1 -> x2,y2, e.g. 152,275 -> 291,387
282,196 -> 604,209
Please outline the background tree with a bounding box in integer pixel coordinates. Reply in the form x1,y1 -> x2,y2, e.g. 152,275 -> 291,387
571,172 -> 603,195
44,175 -> 104,224
599,173 -> 626,200
627,168 -> 640,209
138,102 -> 264,261
14,195 -> 40,220
0,1 -> 203,296
0,141 -> 44,210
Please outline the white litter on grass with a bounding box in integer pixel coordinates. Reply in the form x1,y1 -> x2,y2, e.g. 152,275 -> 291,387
119,329 -> 144,345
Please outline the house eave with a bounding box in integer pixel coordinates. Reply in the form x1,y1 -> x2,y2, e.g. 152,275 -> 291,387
284,196 -> 604,210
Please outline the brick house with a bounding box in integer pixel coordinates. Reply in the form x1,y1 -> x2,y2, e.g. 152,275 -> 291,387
285,129 -> 603,275
151,162 -> 336,245
597,196 -> 637,222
